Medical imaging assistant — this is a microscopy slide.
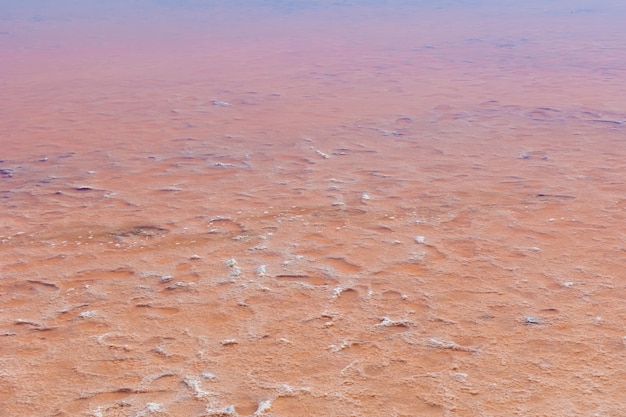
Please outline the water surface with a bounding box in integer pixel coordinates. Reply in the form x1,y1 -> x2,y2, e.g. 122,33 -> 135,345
1,1 -> 626,416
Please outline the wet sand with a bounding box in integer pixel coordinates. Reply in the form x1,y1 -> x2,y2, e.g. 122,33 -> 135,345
2,1 -> 626,416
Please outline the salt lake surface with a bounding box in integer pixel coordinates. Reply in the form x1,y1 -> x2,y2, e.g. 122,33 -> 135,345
1,1 -> 626,416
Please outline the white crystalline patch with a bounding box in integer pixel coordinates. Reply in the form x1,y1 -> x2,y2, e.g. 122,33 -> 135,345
184,377 -> 213,398
77,310 -> 97,318
146,403 -> 162,412
332,287 -> 343,298
375,317 -> 413,328
205,405 -> 237,416
255,399 -> 272,414
135,402 -> 165,416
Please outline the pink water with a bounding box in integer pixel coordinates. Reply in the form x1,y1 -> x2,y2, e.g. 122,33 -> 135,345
2,1 -> 626,416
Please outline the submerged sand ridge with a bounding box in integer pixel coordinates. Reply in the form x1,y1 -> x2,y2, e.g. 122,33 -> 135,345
2,1 -> 626,416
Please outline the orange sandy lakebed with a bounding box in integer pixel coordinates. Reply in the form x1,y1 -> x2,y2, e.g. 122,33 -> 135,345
1,1 -> 626,416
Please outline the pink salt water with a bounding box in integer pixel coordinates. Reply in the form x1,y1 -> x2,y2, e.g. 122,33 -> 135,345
1,1 -> 626,416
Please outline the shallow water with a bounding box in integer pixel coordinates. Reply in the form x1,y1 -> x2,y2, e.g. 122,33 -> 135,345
2,1 -> 626,416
